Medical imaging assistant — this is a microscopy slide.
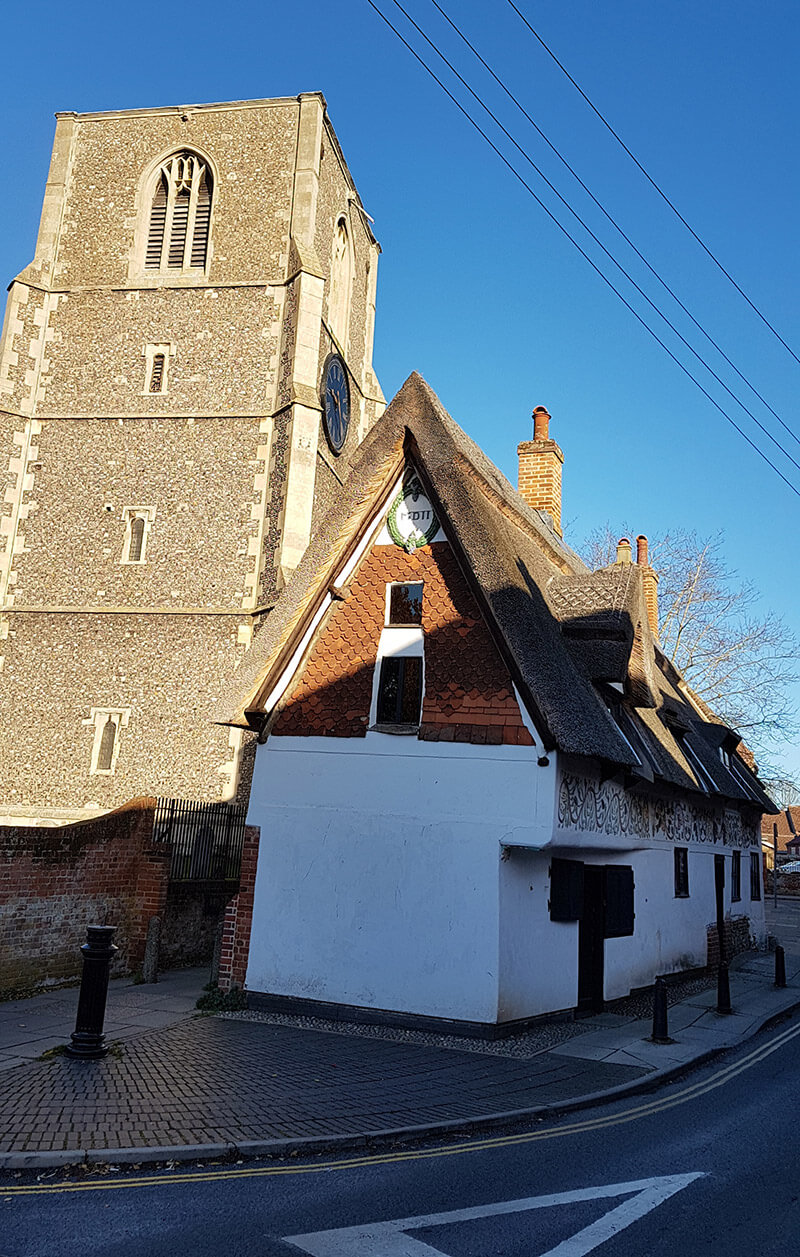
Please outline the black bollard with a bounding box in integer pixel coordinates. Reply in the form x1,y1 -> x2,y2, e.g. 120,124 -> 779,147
66,925 -> 118,1059
716,961 -> 732,1014
775,945 -> 787,989
651,975 -> 670,1043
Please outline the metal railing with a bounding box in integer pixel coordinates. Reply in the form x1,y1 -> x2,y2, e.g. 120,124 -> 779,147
153,798 -> 246,882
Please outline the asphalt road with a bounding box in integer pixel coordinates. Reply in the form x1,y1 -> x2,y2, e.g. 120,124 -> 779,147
4,1005 -> 800,1257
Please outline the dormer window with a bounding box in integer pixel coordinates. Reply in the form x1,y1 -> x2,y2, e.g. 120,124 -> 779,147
144,152 -> 213,274
663,710 -> 716,792
596,682 -> 658,775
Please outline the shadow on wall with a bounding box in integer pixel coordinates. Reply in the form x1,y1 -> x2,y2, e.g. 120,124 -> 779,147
0,798 -> 166,997
267,589 -> 537,746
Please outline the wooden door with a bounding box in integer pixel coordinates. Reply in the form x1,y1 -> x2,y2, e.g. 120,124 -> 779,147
578,865 -> 605,1014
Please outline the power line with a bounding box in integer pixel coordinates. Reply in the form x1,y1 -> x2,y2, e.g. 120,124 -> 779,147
506,0 -> 800,372
364,0 -> 800,500
427,0 -> 800,453
382,0 -> 800,479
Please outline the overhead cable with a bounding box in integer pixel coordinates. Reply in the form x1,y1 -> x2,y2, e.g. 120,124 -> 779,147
382,0 -> 800,479
427,0 -> 800,452
364,0 -> 800,499
506,0 -> 800,371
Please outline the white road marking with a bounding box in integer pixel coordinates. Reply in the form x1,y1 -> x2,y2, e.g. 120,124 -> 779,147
285,1172 -> 705,1256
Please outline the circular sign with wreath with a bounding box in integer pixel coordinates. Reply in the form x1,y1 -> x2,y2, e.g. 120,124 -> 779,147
387,476 -> 440,551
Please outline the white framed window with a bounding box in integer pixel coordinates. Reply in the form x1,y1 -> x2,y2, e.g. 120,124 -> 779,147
385,581 -> 423,627
85,707 -> 131,775
121,506 -> 156,565
140,151 -> 214,275
370,583 -> 425,733
142,343 -> 175,395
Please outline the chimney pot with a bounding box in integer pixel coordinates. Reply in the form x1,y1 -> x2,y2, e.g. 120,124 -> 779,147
615,537 -> 632,565
532,405 -> 551,441
634,534 -> 660,638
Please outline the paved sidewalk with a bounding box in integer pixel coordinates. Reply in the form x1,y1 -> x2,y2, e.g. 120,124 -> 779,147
0,967 -> 206,1070
0,939 -> 798,1170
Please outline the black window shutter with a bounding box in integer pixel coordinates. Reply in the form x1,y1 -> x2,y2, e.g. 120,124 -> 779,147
549,858 -> 584,922
604,865 -> 635,937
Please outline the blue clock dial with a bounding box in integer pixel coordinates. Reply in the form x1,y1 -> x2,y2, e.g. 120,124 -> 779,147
322,354 -> 350,454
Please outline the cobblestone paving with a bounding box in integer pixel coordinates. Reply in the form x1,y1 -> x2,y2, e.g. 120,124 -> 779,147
222,969 -> 720,1060
0,1016 -> 649,1154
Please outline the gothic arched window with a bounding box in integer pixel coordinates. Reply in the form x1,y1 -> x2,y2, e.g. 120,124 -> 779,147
144,153 -> 213,272
328,215 -> 353,350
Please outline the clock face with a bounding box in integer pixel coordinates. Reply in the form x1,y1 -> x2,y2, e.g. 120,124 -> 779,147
321,354 -> 350,454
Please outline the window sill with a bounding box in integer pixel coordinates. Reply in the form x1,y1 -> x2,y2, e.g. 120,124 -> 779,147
674,892 -> 690,899
369,723 -> 420,736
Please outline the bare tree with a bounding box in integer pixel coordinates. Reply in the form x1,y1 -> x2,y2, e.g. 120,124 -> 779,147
583,525 -> 800,760
761,775 -> 800,813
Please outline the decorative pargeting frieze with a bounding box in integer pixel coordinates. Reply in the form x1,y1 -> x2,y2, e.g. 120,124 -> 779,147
653,798 -> 757,849
558,774 -> 651,840
557,772 -> 759,849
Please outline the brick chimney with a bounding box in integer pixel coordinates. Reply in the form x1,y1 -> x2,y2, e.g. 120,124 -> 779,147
517,406 -> 565,537
614,537 -> 633,565
636,534 -> 659,639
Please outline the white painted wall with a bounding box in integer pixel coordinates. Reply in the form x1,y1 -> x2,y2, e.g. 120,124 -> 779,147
498,848 -> 578,1020
245,735 -> 765,1024
603,849 -> 706,1000
605,846 -> 765,1000
246,733 -> 548,1023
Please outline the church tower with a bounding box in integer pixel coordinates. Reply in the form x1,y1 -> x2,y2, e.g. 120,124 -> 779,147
0,94 -> 384,820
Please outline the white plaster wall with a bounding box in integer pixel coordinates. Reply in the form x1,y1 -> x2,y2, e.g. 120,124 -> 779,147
603,847 -> 764,1001
246,734 -> 548,1023
498,848 -> 578,1020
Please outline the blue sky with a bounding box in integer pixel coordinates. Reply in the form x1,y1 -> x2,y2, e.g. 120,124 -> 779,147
1,0 -> 798,777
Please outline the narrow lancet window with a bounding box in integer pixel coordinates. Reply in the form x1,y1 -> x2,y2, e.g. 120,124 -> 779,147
128,516 -> 145,563
149,353 -> 166,393
96,716 -> 117,772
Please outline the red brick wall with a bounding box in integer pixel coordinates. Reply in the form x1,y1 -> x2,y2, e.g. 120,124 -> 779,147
0,797 -> 169,996
765,871 -> 800,896
218,824 -> 260,991
273,541 -> 533,746
706,915 -> 754,967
